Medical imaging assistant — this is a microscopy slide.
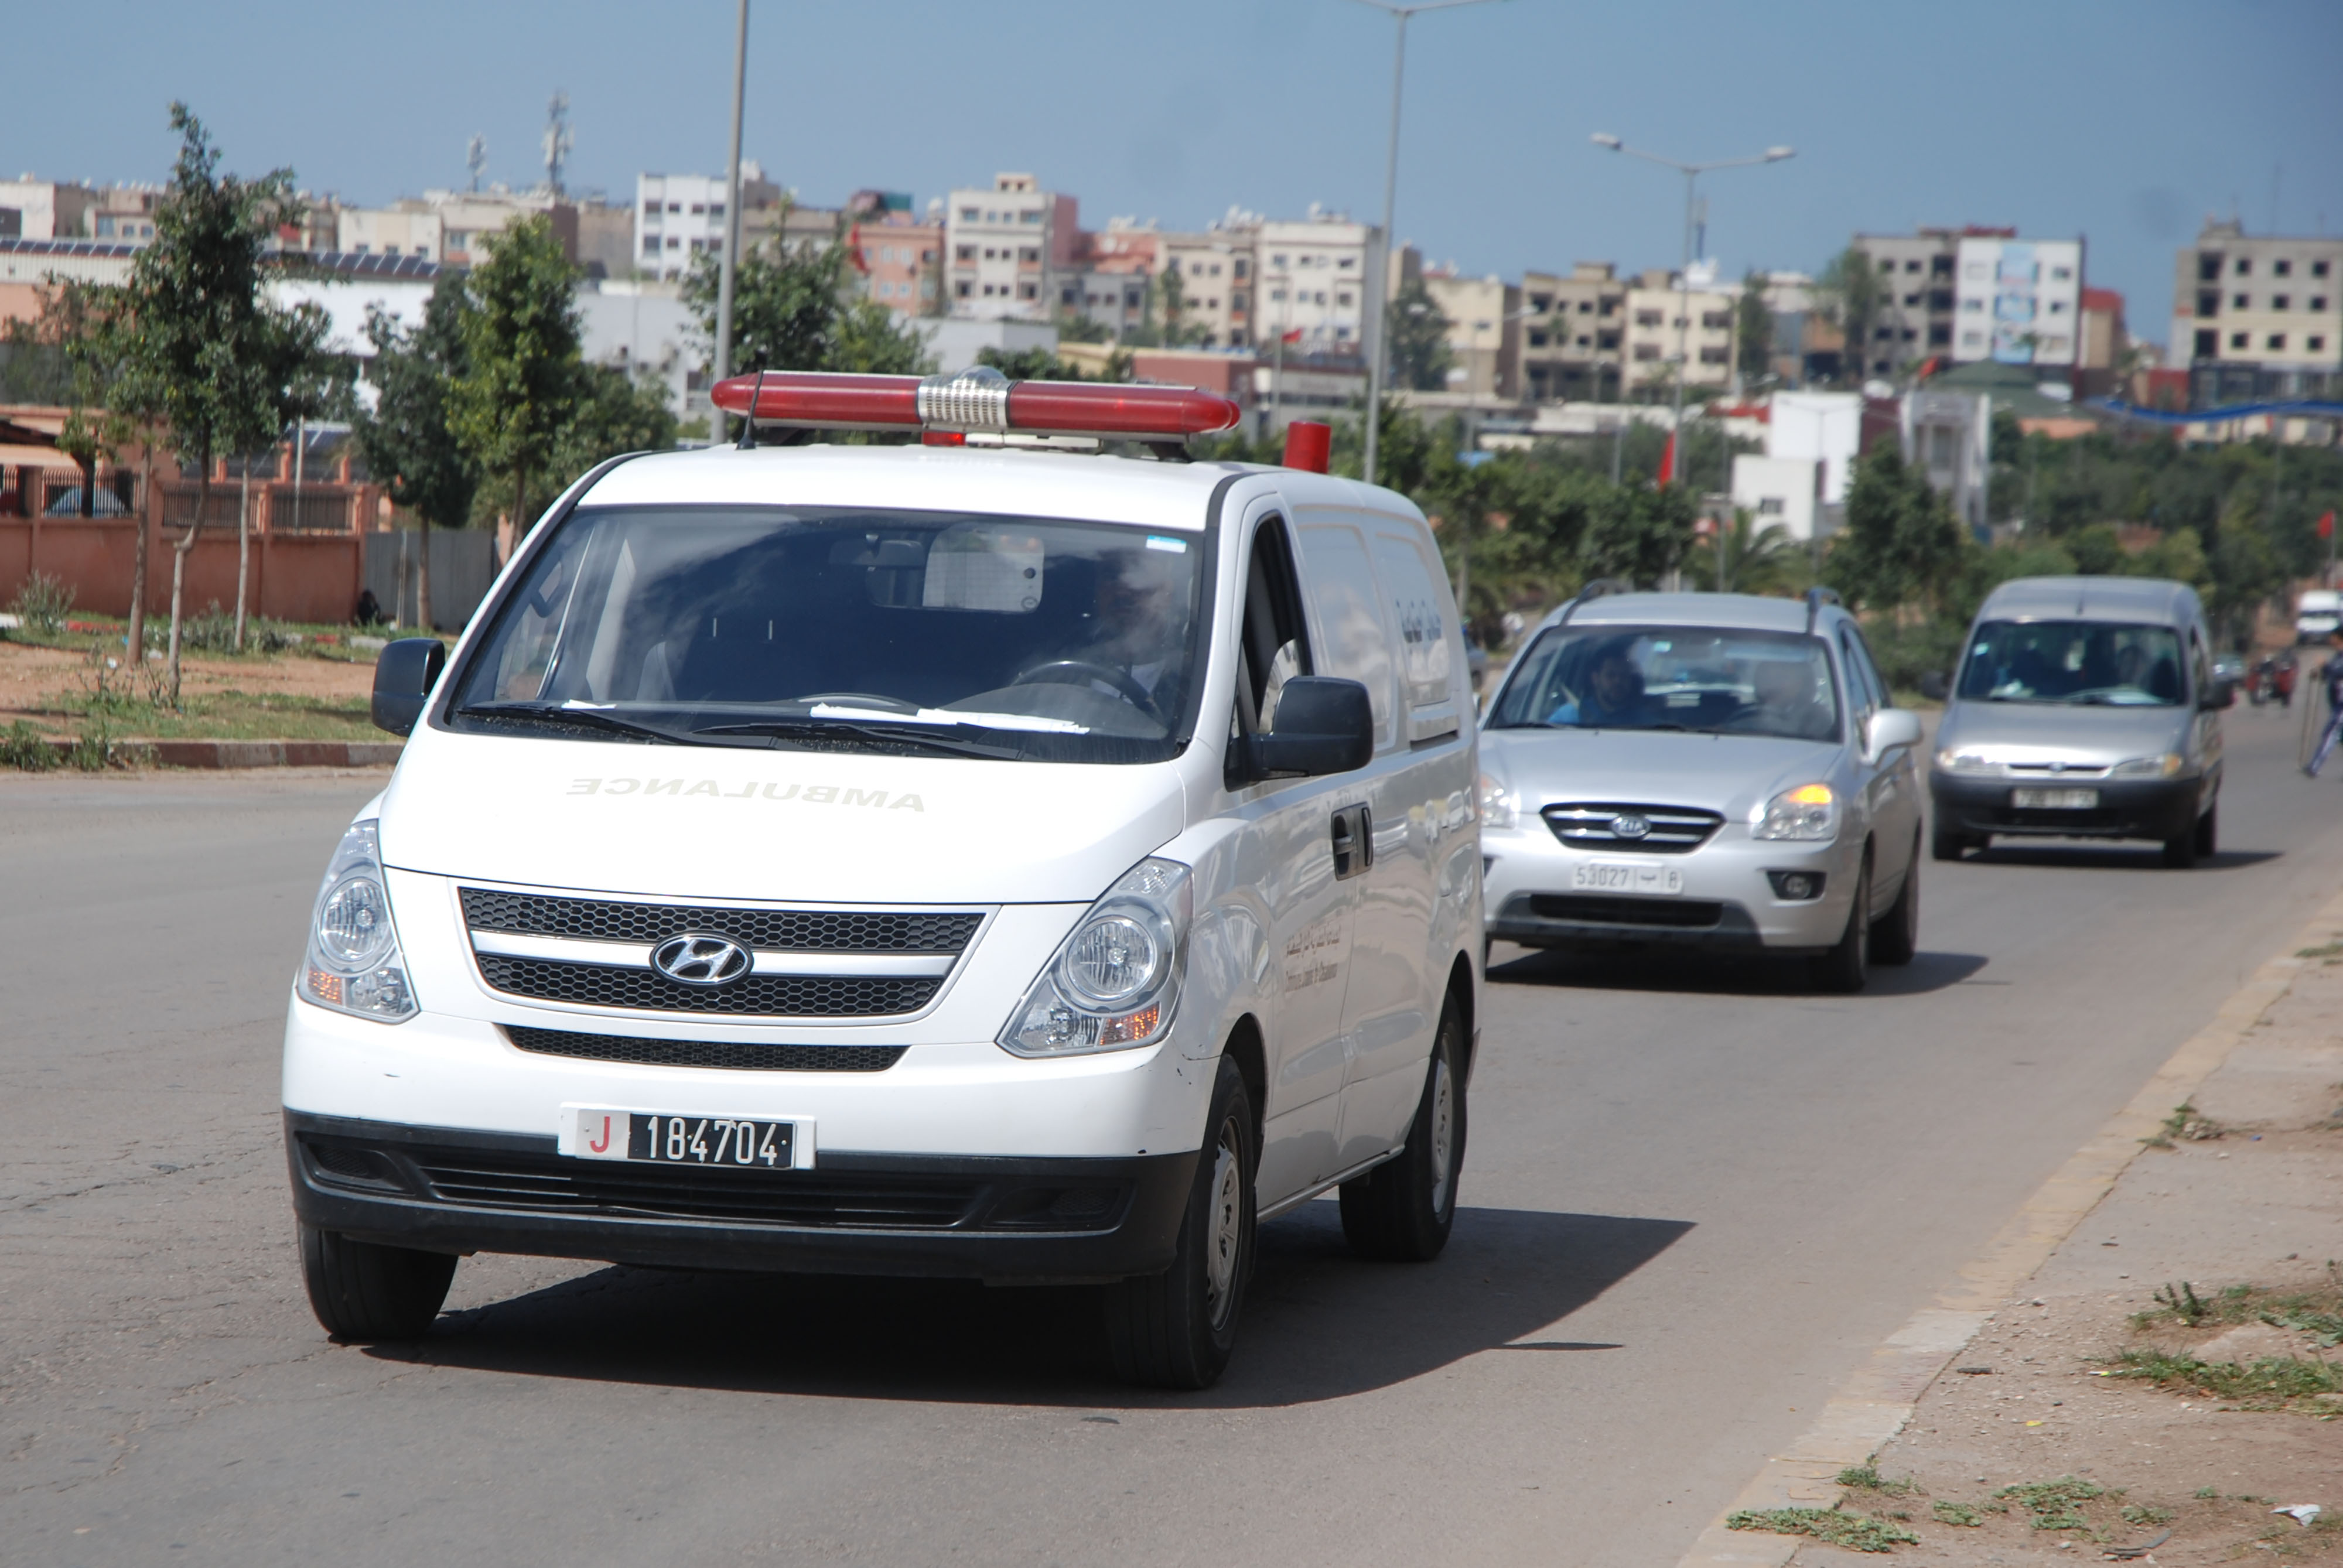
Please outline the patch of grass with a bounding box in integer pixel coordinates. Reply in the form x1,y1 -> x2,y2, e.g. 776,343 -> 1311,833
2197,1485 -> 2219,1499
2127,1268 -> 2343,1346
2142,1101 -> 2222,1149
2297,940 -> 2343,959
2120,1504 -> 2175,1528
2147,1280 -> 2213,1327
1932,1501 -> 1982,1527
1994,1476 -> 2109,1532
2110,1348 -> 2343,1410
1725,1508 -> 1921,1553
1,718 -> 60,770
1839,1465 -> 1924,1497
40,685 -> 376,742
5,571 -> 74,636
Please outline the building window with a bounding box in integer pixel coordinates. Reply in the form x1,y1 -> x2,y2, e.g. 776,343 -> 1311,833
2273,295 -> 2290,310
955,245 -> 975,262
2268,334 -> 2287,350
1633,344 -> 1661,361
1962,330 -> 1985,348
2314,260 -> 2331,278
1699,346 -> 1729,365
1529,331 -> 1549,349
666,237 -> 680,250
1336,291 -> 1353,307
959,207 -> 979,221
2197,290 -> 2220,317
642,238 -> 660,257
2050,265 -> 2072,281
1929,324 -> 1951,346
2234,293 -> 2250,309
1904,259 -> 1921,273
1702,310 -> 1731,329
2194,329 -> 2217,357
2230,332 -> 2249,349
2310,337 -> 2327,353
2274,259 -> 2292,277
1877,258 -> 1894,272
2235,258 -> 2252,275
1758,497 -> 1785,514
2198,253 -> 2223,281
667,203 -> 681,213
1635,310 -> 1662,327
1019,283 -> 1037,300
1931,255 -> 1953,276
2314,297 -> 2330,312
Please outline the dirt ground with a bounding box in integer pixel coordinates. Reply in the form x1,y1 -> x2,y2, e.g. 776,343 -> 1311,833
0,634 -> 377,735
1780,942 -> 2343,1566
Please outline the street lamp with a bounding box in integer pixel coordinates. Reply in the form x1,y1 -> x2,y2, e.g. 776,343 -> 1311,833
1590,134 -> 1792,494
713,0 -> 752,409
1348,0 -> 1504,488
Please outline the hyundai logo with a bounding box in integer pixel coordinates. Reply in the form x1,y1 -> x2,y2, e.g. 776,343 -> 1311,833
1610,812 -> 1652,840
651,934 -> 752,986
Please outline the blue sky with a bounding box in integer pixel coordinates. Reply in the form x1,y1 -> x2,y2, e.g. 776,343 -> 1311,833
8,0 -> 2340,350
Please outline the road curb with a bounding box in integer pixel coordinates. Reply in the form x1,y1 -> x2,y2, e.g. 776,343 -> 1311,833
1672,886 -> 2343,1568
28,736 -> 402,769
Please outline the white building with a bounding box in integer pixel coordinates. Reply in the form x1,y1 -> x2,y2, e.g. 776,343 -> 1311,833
337,206 -> 443,263
1623,269 -> 1736,394
1767,390 -> 1862,509
635,172 -> 733,282
1255,214 -> 1375,354
1901,388 -> 1992,533
945,173 -> 1078,322
1953,236 -> 2085,368
1730,455 -> 1824,541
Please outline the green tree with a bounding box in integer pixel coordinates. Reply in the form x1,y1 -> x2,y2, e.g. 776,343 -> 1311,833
682,233 -> 930,433
1583,480 -> 1698,589
1736,270 -> 1775,384
545,363 -> 678,497
108,104 -> 332,703
1825,445 -> 1966,617
1813,245 -> 1886,387
976,344 -> 1129,382
355,274 -> 477,630
1694,507 -> 1798,595
448,213 -> 582,538
1386,277 -> 1454,392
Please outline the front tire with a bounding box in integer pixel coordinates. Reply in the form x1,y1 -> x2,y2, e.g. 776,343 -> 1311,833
299,1223 -> 457,1341
1809,858 -> 1871,993
2161,816 -> 2200,869
2192,801 -> 2217,859
1930,825 -> 1974,862
1340,999 -> 1467,1262
1104,1055 -> 1256,1390
1869,836 -> 1920,966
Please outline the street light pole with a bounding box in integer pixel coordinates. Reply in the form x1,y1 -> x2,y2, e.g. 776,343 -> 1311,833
1590,134 -> 1792,498
713,0 -> 751,413
1349,0 -> 1501,489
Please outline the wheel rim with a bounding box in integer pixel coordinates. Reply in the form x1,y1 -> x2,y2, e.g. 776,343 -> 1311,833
1203,1122 -> 1243,1331
1427,1057 -> 1455,1214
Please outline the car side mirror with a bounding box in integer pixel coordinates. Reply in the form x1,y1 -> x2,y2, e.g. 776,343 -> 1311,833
371,638 -> 447,736
1916,669 -> 1949,702
1247,677 -> 1375,780
1865,707 -> 1923,761
2205,678 -> 2237,711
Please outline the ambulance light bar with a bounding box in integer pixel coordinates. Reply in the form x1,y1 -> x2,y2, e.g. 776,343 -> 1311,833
709,367 -> 1242,443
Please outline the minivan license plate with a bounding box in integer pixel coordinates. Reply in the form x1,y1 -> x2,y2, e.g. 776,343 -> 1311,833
1572,859 -> 1683,895
564,1106 -> 804,1169
2011,787 -> 2098,809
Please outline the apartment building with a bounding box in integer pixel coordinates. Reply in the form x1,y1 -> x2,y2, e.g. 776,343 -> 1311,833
1255,213 -> 1374,354
946,173 -> 1080,322
1057,220 -> 1158,339
1520,262 -> 1625,402
850,201 -> 943,318
1849,228 -> 1979,375
1952,235 -> 2085,368
1623,269 -> 1735,395
339,206 -> 443,262
1422,267 -> 1521,399
1160,231 -> 1253,348
0,179 -> 162,244
2170,220 -> 2343,389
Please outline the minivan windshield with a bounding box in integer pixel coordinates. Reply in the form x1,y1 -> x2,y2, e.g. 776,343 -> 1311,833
1486,624 -> 1842,742
1956,620 -> 2185,706
446,505 -> 1209,762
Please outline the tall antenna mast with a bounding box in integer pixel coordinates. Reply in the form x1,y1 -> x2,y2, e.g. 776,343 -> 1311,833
542,91 -> 572,196
466,135 -> 487,193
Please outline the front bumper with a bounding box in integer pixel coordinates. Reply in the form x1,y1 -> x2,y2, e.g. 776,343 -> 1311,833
1930,773 -> 2202,842
287,1109 -> 1197,1282
1480,821 -> 1857,955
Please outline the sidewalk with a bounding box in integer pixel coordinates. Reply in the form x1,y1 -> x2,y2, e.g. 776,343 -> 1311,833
1761,921 -> 2343,1563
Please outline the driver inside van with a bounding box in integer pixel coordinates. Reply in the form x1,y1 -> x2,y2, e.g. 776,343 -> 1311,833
1039,546 -> 1188,713
1547,643 -> 1647,727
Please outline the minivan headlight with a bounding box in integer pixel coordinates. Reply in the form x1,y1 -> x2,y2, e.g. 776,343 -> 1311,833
1934,748 -> 1997,774
1476,771 -> 1518,830
1752,783 -> 1838,841
1000,858 -> 1191,1057
301,819 -> 416,1022
2112,752 -> 2184,777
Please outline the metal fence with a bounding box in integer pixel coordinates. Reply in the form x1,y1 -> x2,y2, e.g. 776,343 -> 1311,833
272,487 -> 357,533
363,527 -> 499,633
0,467 -> 143,518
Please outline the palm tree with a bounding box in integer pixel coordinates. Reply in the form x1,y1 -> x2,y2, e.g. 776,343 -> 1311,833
1695,507 -> 1798,595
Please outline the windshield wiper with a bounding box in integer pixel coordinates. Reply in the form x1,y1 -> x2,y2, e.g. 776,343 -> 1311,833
694,718 -> 1019,760
457,701 -> 713,746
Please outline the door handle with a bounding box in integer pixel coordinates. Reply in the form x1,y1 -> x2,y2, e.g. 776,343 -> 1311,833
1330,804 -> 1372,880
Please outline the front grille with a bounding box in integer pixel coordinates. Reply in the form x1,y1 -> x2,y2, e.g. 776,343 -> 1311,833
478,955 -> 938,1017
1528,893 -> 1726,930
2004,763 -> 2110,780
408,1148 -> 983,1228
460,889 -> 980,954
1543,803 -> 1725,855
504,1025 -> 905,1072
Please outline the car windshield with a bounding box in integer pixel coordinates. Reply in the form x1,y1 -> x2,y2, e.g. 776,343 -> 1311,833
1956,620 -> 2184,706
1485,623 -> 1842,742
446,505 -> 1209,762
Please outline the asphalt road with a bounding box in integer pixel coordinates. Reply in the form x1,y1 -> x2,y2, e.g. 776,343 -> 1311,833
7,707 -> 2343,1568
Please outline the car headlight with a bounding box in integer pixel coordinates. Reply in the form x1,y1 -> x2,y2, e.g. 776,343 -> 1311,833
1752,783 -> 1838,841
2112,752 -> 2184,777
1000,857 -> 1191,1057
301,819 -> 416,1022
1934,748 -> 1997,774
1476,771 -> 1518,831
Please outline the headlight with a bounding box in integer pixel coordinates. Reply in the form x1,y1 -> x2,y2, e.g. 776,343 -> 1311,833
1934,749 -> 1996,774
1476,771 -> 1518,830
1752,782 -> 1838,841
2112,752 -> 2184,777
301,819 -> 416,1022
1000,857 -> 1191,1057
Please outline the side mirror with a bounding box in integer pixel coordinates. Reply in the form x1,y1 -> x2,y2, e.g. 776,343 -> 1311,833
2207,678 -> 2238,710
1248,677 -> 1374,779
371,638 -> 448,736
1916,669 -> 1949,702
1865,707 -> 1923,760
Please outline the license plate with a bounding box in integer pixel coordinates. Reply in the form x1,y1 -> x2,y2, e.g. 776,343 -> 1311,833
1571,859 -> 1683,895
560,1106 -> 812,1170
2011,787 -> 2098,809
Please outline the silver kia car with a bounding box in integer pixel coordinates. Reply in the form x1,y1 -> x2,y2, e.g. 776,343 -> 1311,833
1477,587 -> 1924,992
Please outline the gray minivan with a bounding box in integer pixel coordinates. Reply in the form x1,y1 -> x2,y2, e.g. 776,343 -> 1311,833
1928,576 -> 2231,868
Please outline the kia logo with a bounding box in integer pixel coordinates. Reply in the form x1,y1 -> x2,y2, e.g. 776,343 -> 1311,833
651,934 -> 752,986
1611,812 -> 1652,840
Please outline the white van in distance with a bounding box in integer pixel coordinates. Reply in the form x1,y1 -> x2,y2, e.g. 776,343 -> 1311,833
284,371 -> 1483,1388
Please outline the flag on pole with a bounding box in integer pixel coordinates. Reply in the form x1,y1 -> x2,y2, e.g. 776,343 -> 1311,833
1282,328 -> 1304,344
2319,509 -> 2334,540
1657,430 -> 1677,487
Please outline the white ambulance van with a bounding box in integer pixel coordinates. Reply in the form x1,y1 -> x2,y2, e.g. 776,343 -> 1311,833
284,370 -> 1483,1388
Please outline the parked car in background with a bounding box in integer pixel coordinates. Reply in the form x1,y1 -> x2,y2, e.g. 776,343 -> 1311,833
1929,576 -> 2229,868
1477,587 -> 1924,993
2294,589 -> 2341,644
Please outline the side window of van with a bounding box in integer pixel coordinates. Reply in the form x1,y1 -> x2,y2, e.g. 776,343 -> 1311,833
1368,528 -> 1460,743
2188,630 -> 2211,706
1294,518 -> 1396,751
1846,626 -> 1892,710
1231,516 -> 1313,747
1838,629 -> 1880,722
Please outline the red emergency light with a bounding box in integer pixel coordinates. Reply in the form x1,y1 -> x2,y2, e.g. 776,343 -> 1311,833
709,367 -> 1242,444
